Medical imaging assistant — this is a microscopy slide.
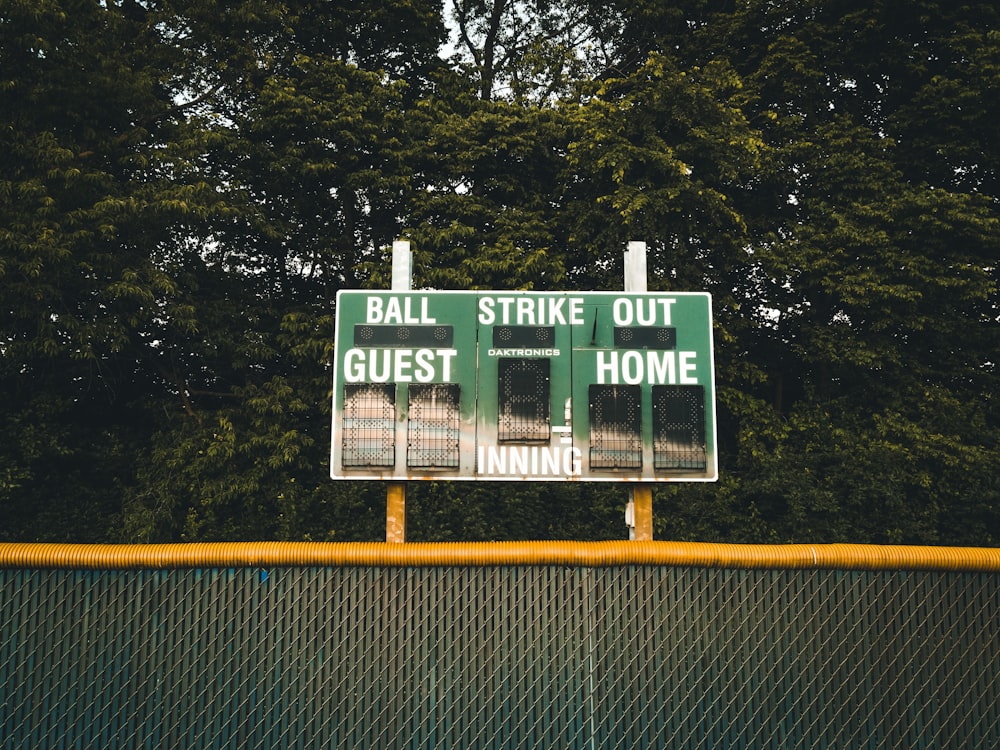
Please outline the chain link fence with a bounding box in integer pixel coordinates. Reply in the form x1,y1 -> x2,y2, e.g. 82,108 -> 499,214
2,555 -> 998,747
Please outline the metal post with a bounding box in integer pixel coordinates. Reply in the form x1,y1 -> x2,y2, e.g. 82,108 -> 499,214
387,240 -> 411,543
391,239 -> 412,292
386,482 -> 406,543
624,241 -> 653,540
624,240 -> 648,293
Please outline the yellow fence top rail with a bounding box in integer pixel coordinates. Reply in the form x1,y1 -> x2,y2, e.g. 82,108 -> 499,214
1,541 -> 999,572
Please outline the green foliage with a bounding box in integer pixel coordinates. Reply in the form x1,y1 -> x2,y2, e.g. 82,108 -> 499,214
562,52 -> 764,294
2,0 -> 997,544
401,71 -> 571,290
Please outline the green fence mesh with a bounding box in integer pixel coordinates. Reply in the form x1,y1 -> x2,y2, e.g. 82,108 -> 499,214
2,565 -> 997,748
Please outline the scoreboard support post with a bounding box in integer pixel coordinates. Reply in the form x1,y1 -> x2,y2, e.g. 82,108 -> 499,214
625,241 -> 653,541
387,240 -> 411,543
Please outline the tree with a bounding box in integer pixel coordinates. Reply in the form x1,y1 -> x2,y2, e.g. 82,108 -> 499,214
446,0 -> 608,101
399,68 -> 571,291
680,0 -> 1000,542
121,0 -> 448,541
0,0 -> 229,540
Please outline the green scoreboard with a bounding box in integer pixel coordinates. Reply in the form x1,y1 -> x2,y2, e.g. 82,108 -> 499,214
330,290 -> 717,482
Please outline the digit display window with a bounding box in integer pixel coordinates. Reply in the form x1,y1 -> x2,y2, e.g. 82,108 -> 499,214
588,385 -> 642,470
652,385 -> 707,471
407,384 -> 461,468
498,358 -> 550,443
341,384 -> 395,468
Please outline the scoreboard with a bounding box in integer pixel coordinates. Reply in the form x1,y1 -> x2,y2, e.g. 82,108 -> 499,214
330,290 -> 717,482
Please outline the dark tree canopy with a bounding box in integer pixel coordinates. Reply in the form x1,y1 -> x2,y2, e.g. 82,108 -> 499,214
2,0 -> 997,544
